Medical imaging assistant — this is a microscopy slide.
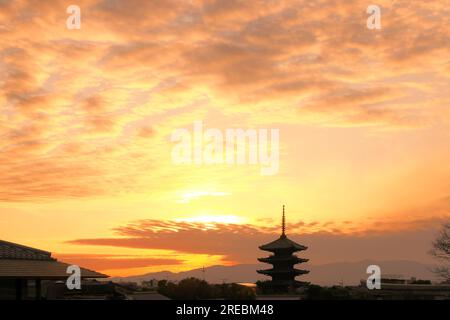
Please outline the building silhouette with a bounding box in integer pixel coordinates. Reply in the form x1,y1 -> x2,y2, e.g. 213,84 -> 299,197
0,240 -> 107,300
257,206 -> 309,293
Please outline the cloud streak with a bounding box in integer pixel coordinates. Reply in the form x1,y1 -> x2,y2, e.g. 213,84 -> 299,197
68,213 -> 450,266
54,253 -> 183,270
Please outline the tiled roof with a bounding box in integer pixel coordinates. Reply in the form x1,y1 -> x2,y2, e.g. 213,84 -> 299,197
0,240 -> 108,279
0,259 -> 108,279
0,240 -> 54,261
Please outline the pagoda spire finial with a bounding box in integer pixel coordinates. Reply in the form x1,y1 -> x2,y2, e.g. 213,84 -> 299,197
282,205 -> 286,236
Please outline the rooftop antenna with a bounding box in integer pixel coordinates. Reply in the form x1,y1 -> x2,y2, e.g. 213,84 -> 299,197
202,266 -> 206,281
282,205 -> 286,237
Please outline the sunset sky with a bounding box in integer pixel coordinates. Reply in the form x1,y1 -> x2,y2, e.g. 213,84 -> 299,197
1,0 -> 450,277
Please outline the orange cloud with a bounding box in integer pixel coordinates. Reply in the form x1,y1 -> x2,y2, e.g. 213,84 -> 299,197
1,0 -> 449,202
54,253 -> 183,271
67,212 -> 450,267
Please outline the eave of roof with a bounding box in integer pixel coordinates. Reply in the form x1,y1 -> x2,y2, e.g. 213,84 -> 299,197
257,268 -> 309,275
259,235 -> 307,251
258,256 -> 309,263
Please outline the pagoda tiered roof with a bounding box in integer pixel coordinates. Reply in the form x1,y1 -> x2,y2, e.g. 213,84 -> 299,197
258,255 -> 309,264
259,234 -> 307,252
257,206 -> 309,292
258,279 -> 310,287
257,268 -> 309,276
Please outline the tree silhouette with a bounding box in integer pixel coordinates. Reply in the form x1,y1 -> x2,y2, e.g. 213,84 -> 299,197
157,277 -> 255,300
430,222 -> 450,282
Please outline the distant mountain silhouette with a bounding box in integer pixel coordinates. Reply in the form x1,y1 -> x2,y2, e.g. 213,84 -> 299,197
110,260 -> 438,286
302,260 -> 438,286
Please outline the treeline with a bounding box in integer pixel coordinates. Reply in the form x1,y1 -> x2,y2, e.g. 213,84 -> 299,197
157,277 -> 255,300
256,281 -> 371,299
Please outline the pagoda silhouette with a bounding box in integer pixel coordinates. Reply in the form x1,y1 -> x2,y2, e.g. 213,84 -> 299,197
257,205 -> 309,292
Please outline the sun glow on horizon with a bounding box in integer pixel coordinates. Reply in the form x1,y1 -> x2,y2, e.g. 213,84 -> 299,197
177,191 -> 231,203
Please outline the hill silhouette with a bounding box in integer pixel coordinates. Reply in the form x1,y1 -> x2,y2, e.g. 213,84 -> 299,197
110,260 -> 438,286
